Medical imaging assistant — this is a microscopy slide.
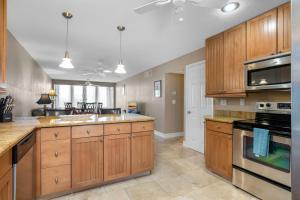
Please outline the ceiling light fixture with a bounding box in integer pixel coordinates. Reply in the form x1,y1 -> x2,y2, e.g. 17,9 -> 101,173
221,2 -> 240,13
59,12 -> 75,69
115,26 -> 127,74
103,70 -> 112,73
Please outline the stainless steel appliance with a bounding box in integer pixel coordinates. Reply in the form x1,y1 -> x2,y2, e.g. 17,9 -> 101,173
12,132 -> 35,200
245,53 -> 291,91
233,102 -> 291,200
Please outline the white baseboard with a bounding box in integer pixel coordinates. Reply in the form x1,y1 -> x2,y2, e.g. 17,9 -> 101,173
154,130 -> 184,139
183,139 -> 204,153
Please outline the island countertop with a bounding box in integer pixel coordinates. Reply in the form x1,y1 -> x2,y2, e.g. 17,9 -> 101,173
0,114 -> 155,157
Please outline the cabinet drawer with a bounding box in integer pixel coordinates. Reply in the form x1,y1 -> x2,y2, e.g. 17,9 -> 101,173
41,127 -> 70,141
132,121 -> 154,133
104,123 -> 131,135
41,140 -> 70,168
206,120 -> 232,134
0,149 -> 12,179
72,125 -> 103,139
41,165 -> 71,196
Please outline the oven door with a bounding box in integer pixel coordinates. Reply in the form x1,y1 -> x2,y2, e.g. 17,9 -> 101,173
233,128 -> 291,187
245,55 -> 291,90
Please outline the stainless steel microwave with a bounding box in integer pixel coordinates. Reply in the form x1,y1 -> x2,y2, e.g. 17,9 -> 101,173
245,53 -> 291,91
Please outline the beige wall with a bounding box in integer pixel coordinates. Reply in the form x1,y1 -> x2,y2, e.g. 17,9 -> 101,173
214,91 -> 291,112
164,73 -> 184,133
0,32 -> 52,116
116,48 -> 205,133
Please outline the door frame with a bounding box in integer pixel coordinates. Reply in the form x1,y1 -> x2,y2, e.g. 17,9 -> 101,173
184,60 -> 213,152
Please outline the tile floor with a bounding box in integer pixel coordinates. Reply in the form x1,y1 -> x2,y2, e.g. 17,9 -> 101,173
53,137 -> 257,200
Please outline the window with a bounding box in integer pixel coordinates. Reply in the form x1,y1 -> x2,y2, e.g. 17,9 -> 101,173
54,84 -> 115,108
72,85 -> 83,107
55,85 -> 71,108
98,86 -> 114,108
86,86 -> 96,103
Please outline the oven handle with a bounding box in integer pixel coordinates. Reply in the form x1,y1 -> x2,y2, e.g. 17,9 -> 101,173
234,129 -> 291,146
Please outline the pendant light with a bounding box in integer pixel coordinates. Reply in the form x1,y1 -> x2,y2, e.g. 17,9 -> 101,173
115,26 -> 127,74
59,12 -> 74,69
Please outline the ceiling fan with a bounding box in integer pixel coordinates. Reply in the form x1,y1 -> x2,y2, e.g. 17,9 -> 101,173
134,0 -> 238,21
81,62 -> 114,78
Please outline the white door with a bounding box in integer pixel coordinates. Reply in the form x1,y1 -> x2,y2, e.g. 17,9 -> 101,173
184,61 -> 213,153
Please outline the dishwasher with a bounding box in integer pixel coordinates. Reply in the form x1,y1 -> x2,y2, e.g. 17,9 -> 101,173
12,132 -> 35,200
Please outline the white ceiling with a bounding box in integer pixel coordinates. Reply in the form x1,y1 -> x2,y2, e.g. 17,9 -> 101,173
8,0 -> 288,82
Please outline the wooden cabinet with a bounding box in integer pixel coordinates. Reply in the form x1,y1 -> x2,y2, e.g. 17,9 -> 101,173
205,33 -> 224,96
72,136 -> 104,188
104,123 -> 131,135
278,3 -> 291,53
0,0 -> 6,85
246,9 -> 277,60
0,150 -> 12,200
223,24 -> 246,95
205,120 -> 233,180
104,134 -> 131,181
131,131 -> 154,175
0,168 -> 12,200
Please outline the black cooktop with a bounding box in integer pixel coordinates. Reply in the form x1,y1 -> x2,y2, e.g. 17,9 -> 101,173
234,113 -> 291,137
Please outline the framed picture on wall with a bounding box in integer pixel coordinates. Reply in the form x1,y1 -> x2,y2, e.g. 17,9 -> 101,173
154,80 -> 162,97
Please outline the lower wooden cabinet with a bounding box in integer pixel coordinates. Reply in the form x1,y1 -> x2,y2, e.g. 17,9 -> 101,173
0,168 -> 12,200
104,134 -> 131,181
131,131 -> 154,175
205,120 -> 233,180
72,136 -> 104,188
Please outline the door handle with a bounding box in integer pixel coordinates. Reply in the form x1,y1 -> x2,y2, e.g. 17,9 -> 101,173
187,111 -> 191,114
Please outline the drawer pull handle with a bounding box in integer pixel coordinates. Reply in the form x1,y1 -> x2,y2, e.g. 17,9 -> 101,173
86,130 -> 90,134
54,133 -> 59,137
216,126 -> 221,129
54,152 -> 59,157
54,177 -> 59,184
117,128 -> 120,132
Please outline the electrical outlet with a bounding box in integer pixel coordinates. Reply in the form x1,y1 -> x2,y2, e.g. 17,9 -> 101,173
220,99 -> 227,106
172,100 -> 176,105
240,99 -> 245,106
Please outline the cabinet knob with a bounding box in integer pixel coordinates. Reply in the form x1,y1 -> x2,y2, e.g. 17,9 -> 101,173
54,152 -> 59,157
117,128 -> 120,132
54,177 -> 59,184
86,130 -> 90,134
271,53 -> 276,55
142,126 -> 146,130
54,132 -> 58,138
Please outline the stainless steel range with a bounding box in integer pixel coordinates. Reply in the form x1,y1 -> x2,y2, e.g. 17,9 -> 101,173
232,102 -> 291,200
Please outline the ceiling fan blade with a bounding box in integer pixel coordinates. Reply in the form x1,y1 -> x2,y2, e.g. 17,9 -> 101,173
134,0 -> 172,14
188,0 -> 229,9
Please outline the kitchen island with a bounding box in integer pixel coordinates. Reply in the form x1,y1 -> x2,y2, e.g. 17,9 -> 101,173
0,114 -> 155,199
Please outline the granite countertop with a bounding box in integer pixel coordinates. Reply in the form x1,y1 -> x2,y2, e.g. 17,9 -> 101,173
0,114 -> 154,157
204,115 -> 246,123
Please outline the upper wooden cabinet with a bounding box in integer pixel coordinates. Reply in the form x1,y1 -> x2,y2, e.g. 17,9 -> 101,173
223,24 -> 246,95
205,33 -> 224,96
0,0 -> 6,85
278,3 -> 291,53
246,9 -> 278,60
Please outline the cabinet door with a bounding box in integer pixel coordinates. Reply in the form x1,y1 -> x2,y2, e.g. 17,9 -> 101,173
0,168 -> 12,200
205,33 -> 224,96
205,129 -> 232,180
104,134 -> 131,181
247,9 -> 277,60
131,131 -> 154,175
278,3 -> 291,53
224,24 -> 246,95
72,136 -> 104,188
0,0 -> 6,83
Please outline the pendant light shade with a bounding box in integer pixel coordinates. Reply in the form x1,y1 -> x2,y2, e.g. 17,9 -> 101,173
59,12 -> 74,69
115,26 -> 127,74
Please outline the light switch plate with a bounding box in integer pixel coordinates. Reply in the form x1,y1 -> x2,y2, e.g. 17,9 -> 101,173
172,100 -> 176,104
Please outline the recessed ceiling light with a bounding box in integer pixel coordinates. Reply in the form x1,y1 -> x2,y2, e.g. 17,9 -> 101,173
221,2 -> 240,13
178,17 -> 184,22
103,70 -> 112,73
